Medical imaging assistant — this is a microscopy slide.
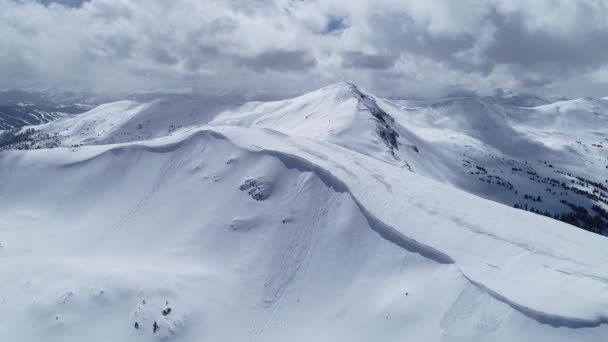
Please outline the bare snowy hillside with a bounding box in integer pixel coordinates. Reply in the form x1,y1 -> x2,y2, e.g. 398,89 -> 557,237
213,83 -> 608,234
1,83 -> 608,342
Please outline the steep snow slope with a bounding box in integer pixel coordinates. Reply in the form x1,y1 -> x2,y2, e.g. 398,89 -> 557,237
2,126 -> 608,342
213,82 -> 417,164
386,95 -> 608,234
213,83 -> 608,234
6,82 -> 605,233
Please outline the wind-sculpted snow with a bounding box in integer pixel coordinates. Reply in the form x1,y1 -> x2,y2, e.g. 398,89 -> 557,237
7,125 -> 606,330
239,137 -> 455,265
204,126 -> 608,326
463,275 -> 608,329
211,83 -> 608,235
14,83 -> 607,237
2,83 -> 608,341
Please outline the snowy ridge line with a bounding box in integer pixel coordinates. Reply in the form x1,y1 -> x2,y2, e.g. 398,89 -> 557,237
59,127 -> 454,264
214,128 -> 608,329
42,126 -> 608,328
463,275 -> 608,328
58,128 -> 218,168
252,145 -> 456,265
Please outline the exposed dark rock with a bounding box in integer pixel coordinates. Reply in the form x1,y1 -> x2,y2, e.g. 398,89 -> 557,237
348,84 -> 401,155
240,178 -> 273,201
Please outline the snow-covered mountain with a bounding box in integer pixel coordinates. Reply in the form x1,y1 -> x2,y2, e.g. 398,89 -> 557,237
212,83 -> 608,234
0,90 -> 93,130
1,82 -> 608,341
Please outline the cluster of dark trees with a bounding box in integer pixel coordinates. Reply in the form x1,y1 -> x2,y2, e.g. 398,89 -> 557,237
575,176 -> 607,192
524,194 -> 542,202
513,201 -> 607,235
478,174 -> 514,190
513,203 -> 552,218
476,166 -> 487,173
478,152 -> 608,236
559,200 -> 607,234
592,204 -> 608,221
518,170 -> 608,206
566,181 -> 608,206
0,128 -> 59,150
0,128 -> 35,147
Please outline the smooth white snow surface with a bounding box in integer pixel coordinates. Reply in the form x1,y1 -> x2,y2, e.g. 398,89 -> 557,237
1,83 -> 608,341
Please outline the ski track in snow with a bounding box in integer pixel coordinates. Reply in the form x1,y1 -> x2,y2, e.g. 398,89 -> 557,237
89,139 -> 203,245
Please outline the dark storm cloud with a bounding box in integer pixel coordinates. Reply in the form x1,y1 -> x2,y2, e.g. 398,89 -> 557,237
365,11 -> 474,59
37,0 -> 89,7
486,9 -> 608,74
239,50 -> 317,72
360,10 -> 485,72
2,0 -> 608,97
341,52 -> 395,70
148,46 -> 180,65
342,1 -> 608,95
181,45 -> 223,72
323,16 -> 347,35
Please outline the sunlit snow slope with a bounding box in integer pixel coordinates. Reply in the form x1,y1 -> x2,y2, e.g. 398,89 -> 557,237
1,83 -> 608,342
213,83 -> 608,234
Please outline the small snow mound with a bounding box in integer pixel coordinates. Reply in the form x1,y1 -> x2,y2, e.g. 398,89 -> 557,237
229,217 -> 258,231
239,177 -> 273,201
133,299 -> 188,340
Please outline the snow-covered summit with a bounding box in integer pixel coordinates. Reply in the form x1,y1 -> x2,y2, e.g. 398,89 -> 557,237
212,82 -> 418,163
1,83 -> 608,341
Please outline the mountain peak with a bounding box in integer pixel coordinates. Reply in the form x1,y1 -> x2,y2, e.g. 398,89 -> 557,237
3,80 -> 608,342
324,81 -> 358,90
315,81 -> 367,98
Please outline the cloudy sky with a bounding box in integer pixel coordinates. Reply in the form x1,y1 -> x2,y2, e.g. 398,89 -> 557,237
2,0 -> 608,98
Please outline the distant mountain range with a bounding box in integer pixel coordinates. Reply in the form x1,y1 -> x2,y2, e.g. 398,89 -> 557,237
0,90 -> 95,130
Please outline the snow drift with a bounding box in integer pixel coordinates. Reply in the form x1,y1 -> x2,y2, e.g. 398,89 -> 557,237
1,83 -> 608,341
